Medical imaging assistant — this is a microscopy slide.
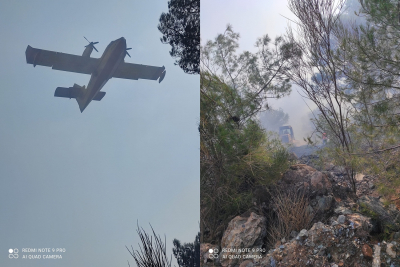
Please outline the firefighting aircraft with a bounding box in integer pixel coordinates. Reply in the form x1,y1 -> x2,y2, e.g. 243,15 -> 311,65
25,37 -> 166,112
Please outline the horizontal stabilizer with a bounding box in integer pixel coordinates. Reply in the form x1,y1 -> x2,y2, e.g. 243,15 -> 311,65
54,87 -> 105,101
54,87 -> 81,99
93,91 -> 106,101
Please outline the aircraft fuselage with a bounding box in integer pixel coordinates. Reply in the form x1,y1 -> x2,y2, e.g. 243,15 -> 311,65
25,37 -> 166,112
77,37 -> 127,112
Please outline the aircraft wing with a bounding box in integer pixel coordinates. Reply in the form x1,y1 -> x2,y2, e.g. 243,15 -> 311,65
113,62 -> 166,82
25,45 -> 99,75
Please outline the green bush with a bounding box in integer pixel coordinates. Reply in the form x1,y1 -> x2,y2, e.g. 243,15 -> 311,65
200,73 -> 290,243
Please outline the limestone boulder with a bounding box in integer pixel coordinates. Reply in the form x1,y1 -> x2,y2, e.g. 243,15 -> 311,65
219,212 -> 266,266
281,164 -> 332,196
281,164 -> 316,184
358,196 -> 400,232
347,213 -> 373,232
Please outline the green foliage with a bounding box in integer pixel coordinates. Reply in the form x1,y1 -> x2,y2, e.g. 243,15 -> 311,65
282,0 -> 362,191
200,25 -> 300,245
158,0 -> 199,74
331,0 -> 400,199
200,72 -> 290,243
172,232 -> 200,267
201,25 -> 292,110
359,202 -> 379,220
282,0 -> 400,196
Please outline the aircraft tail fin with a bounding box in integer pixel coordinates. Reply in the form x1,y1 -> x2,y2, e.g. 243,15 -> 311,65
55,84 -> 106,112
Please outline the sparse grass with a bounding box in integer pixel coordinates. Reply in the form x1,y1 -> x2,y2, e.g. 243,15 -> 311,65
359,202 -> 379,220
267,189 -> 314,248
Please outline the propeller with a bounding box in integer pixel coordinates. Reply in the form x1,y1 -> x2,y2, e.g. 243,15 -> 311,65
84,37 -> 99,52
125,48 -> 132,58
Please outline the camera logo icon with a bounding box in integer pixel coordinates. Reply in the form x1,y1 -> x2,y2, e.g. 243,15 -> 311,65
9,248 -> 19,259
208,248 -> 219,259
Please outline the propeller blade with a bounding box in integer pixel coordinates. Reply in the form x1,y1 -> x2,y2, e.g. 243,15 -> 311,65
125,48 -> 131,58
83,37 -> 99,52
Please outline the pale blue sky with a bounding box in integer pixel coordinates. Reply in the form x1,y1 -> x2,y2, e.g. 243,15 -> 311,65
0,1 -> 199,266
201,0 -> 294,51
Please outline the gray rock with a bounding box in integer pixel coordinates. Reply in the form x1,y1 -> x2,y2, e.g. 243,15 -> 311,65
394,232 -> 400,240
332,165 -> 345,173
297,229 -> 308,240
347,213 -> 373,233
281,164 -> 332,196
338,215 -> 346,224
368,182 -> 375,189
389,204 -> 398,212
219,212 -> 266,266
372,244 -> 381,267
290,230 -> 298,239
358,196 -> 388,218
317,195 -> 333,211
334,206 -> 353,215
358,196 -> 400,231
306,205 -> 314,216
270,257 -> 276,267
355,173 -> 365,181
239,260 -> 254,267
386,243 -> 396,258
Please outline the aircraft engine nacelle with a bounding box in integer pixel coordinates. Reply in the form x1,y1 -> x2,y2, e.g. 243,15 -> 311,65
82,37 -> 99,57
82,46 -> 93,57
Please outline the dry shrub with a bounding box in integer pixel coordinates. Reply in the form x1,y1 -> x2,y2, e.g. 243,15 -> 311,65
267,189 -> 313,247
126,224 -> 172,267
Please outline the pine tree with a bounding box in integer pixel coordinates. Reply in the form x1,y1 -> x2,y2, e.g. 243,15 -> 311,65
172,232 -> 200,267
332,0 -> 400,197
158,0 -> 199,74
200,26 -> 292,243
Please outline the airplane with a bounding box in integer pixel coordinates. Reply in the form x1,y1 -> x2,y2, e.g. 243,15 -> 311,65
25,37 -> 166,112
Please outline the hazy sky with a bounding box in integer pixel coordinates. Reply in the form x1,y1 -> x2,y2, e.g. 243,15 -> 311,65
201,0 -> 318,141
0,1 -> 199,266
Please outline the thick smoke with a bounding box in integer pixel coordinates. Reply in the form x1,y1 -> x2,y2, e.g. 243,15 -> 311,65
259,87 -> 317,146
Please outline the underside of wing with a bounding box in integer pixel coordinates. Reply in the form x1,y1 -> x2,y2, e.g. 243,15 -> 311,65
113,62 -> 166,82
25,45 -> 99,75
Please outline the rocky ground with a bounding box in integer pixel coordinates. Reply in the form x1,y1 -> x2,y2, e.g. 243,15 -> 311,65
200,155 -> 400,267
289,144 -> 321,158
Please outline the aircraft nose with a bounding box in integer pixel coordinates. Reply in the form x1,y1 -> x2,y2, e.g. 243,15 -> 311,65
118,37 -> 126,46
